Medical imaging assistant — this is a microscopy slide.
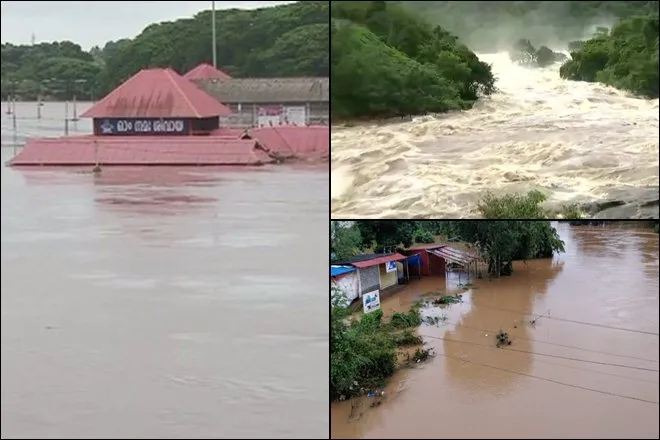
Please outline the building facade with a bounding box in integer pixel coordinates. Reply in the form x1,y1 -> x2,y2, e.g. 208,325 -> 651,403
194,77 -> 329,128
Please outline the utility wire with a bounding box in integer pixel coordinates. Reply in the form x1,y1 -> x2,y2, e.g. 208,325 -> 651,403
443,319 -> 659,364
467,301 -> 660,336
422,327 -> 658,384
419,334 -> 659,372
436,351 -> 659,405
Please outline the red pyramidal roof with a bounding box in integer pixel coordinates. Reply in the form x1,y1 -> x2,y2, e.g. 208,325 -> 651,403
81,68 -> 232,119
184,63 -> 232,81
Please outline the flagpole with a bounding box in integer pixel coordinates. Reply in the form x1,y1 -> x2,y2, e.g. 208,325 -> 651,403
212,1 -> 217,68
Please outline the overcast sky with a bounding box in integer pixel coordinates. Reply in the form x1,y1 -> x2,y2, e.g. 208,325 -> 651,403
1,1 -> 296,49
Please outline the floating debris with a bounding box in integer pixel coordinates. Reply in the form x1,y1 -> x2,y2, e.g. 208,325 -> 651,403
495,330 -> 512,347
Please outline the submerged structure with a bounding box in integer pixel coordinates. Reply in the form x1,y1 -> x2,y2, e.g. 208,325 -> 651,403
9,67 -> 328,167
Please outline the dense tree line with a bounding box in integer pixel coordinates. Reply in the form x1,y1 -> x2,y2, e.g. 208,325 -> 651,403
560,11 -> 659,98
331,1 -> 496,120
1,1 -> 328,101
397,1 -> 658,52
331,220 -> 565,276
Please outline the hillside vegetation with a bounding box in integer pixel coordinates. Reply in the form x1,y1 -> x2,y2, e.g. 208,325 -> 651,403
331,1 -> 495,120
397,1 -> 658,52
560,11 -> 659,98
1,1 -> 328,101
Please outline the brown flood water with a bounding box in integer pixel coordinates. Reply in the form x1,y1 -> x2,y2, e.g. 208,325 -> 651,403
331,223 -> 659,439
1,149 -> 329,438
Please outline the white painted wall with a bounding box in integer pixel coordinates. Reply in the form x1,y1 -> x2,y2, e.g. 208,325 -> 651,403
331,271 -> 360,303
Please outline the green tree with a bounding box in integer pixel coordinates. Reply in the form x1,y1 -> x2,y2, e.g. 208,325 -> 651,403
451,221 -> 565,276
1,2 -> 329,100
356,221 -> 419,251
560,11 -> 659,98
331,222 -> 363,261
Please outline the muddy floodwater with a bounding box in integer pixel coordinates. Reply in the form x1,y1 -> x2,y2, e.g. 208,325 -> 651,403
331,223 -> 659,439
1,103 -> 329,439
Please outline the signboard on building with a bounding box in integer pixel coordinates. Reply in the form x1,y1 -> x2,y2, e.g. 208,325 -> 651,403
257,105 -> 284,128
362,290 -> 381,314
94,118 -> 190,136
257,105 -> 307,127
284,106 -> 307,125
385,261 -> 397,273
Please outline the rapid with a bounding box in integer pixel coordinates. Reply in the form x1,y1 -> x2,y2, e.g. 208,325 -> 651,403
331,53 -> 659,219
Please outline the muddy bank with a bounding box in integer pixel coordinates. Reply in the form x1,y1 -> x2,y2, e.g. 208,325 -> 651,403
331,224 -> 659,439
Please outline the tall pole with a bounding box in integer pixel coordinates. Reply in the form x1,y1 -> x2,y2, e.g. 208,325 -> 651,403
211,1 -> 217,69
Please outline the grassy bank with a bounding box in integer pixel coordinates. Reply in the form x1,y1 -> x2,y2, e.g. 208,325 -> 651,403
330,291 -> 429,401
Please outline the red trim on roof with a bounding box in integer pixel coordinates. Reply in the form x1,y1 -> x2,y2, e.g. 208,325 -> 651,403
351,253 -> 407,269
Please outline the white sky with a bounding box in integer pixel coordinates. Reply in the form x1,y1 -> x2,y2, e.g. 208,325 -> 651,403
0,1 -> 296,49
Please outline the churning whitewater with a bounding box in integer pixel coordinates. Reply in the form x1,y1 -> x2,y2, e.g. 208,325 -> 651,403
331,52 -> 659,218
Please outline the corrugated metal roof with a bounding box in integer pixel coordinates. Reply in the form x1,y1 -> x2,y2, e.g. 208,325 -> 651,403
428,247 -> 479,266
184,63 -> 232,81
351,253 -> 407,269
8,136 -> 273,166
81,68 -> 233,119
331,265 -> 356,277
243,126 -> 329,160
194,77 -> 329,103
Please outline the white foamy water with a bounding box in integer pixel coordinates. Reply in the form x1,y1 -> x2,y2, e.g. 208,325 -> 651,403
331,52 -> 659,218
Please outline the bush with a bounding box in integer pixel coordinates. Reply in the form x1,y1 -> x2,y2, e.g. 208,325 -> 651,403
330,289 -> 423,400
478,190 -> 550,219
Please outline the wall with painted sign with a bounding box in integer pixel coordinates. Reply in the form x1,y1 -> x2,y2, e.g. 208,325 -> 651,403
93,118 -> 190,136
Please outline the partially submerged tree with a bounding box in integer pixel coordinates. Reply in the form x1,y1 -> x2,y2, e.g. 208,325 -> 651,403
451,221 -> 565,276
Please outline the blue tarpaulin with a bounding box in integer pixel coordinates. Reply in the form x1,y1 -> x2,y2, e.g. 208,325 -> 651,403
406,254 -> 422,266
331,265 -> 356,277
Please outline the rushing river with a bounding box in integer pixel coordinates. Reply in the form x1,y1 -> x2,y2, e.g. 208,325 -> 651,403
1,102 -> 329,439
331,53 -> 660,219
331,223 -> 659,439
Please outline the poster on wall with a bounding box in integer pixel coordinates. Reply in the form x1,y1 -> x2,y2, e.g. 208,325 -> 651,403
257,105 -> 284,127
362,290 -> 381,314
385,261 -> 397,273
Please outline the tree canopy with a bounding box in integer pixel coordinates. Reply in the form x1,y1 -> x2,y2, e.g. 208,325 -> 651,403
559,11 -> 659,98
1,1 -> 329,101
331,1 -> 495,120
